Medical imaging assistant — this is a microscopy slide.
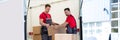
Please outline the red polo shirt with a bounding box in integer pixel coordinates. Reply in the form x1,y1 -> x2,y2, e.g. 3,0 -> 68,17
66,15 -> 76,28
39,12 -> 51,23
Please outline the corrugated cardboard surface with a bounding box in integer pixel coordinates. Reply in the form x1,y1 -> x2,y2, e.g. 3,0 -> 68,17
48,25 -> 66,36
33,26 -> 41,34
33,34 -> 41,40
52,35 -> 55,40
54,34 -> 77,40
48,26 -> 55,36
55,25 -> 66,33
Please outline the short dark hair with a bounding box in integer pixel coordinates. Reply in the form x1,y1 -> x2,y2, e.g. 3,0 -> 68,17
64,8 -> 70,11
45,4 -> 51,8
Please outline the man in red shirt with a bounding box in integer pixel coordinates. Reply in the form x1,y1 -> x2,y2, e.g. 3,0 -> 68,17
39,4 -> 58,40
61,8 -> 77,34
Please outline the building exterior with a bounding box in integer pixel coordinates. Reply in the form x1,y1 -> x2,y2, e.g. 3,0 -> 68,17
111,0 -> 120,40
82,0 -> 120,40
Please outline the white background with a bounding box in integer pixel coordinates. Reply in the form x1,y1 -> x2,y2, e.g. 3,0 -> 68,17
0,0 -> 24,40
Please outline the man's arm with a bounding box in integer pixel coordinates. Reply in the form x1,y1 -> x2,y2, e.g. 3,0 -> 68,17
61,22 -> 68,27
39,19 -> 49,28
52,21 -> 59,25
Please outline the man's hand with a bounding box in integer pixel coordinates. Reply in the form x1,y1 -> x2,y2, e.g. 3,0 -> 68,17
46,24 -> 50,28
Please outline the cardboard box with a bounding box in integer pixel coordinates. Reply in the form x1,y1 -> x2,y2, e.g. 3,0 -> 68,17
54,34 -> 77,40
55,25 -> 66,33
52,35 -> 55,40
48,26 -> 55,36
33,26 -> 41,34
33,34 -> 41,40
48,25 -> 66,36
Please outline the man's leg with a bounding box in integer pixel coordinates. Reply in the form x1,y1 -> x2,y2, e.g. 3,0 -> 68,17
41,34 -> 49,40
48,36 -> 52,40
73,27 -> 77,34
41,26 -> 49,40
67,26 -> 73,34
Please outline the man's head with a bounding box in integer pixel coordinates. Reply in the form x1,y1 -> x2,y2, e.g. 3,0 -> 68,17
64,8 -> 71,16
45,4 -> 51,13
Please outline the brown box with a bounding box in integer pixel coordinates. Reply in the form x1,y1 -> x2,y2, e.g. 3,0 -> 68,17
55,25 -> 66,33
52,35 -> 55,40
33,34 -> 41,40
33,26 -> 41,34
54,34 -> 77,40
48,25 -> 66,36
48,25 -> 55,36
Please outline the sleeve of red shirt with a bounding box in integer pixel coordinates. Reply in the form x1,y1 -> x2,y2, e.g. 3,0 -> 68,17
65,17 -> 70,23
39,14 -> 44,19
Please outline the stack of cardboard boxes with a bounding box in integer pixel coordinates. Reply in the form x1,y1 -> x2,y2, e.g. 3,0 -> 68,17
33,26 -> 41,40
33,25 -> 77,40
